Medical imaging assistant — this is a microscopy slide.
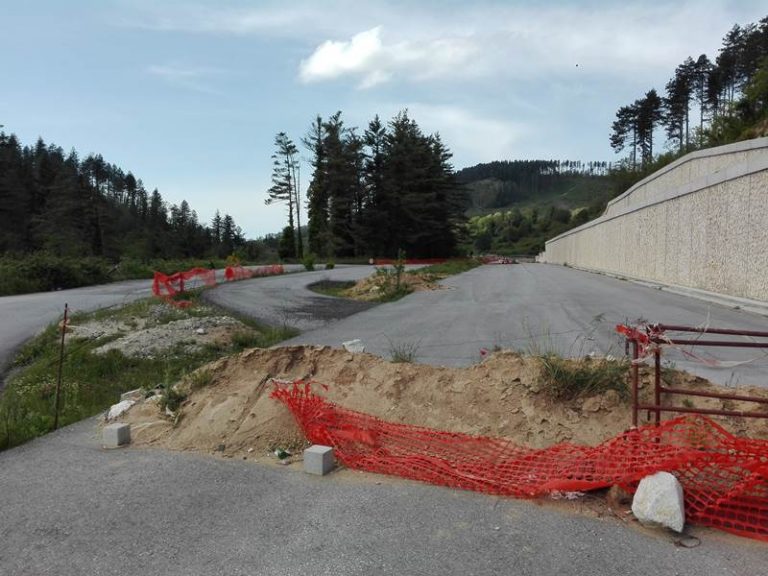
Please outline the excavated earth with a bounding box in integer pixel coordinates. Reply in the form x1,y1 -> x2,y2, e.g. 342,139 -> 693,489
118,346 -> 768,463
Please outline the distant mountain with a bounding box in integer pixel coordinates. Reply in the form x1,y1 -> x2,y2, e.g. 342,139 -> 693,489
455,159 -> 617,216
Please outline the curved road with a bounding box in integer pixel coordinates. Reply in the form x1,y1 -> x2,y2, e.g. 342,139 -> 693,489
209,264 -> 768,387
3,263 -> 768,387
3,264 -> 768,575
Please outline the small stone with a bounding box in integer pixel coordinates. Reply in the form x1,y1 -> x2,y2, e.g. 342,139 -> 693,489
601,390 -> 621,410
196,328 -> 206,335
632,472 -> 685,532
607,484 -> 632,509
215,443 -> 226,452
581,396 -> 601,412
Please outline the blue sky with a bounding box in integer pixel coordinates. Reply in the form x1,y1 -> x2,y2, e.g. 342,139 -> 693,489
1,1 -> 765,237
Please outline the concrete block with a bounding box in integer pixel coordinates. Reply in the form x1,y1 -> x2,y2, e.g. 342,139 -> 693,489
342,339 -> 365,353
304,445 -> 335,476
103,423 -> 131,448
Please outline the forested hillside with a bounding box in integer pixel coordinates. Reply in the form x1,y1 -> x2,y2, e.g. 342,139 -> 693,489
457,160 -> 617,255
0,133 -> 246,259
0,131 -> 252,294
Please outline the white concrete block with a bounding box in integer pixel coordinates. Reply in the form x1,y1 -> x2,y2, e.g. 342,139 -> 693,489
632,471 -> 685,532
103,423 -> 131,448
304,445 -> 335,476
342,339 -> 365,353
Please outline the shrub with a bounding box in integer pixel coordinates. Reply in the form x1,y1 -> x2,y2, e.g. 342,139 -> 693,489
302,253 -> 316,271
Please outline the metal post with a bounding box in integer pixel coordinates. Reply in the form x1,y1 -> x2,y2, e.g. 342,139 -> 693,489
631,340 -> 639,427
53,303 -> 68,430
654,348 -> 661,425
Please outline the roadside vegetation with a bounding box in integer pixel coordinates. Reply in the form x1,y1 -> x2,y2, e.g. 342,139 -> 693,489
309,257 -> 481,303
0,295 -> 296,451
536,353 -> 629,401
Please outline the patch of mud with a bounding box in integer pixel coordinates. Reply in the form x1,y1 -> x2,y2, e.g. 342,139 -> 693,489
119,346 -> 768,461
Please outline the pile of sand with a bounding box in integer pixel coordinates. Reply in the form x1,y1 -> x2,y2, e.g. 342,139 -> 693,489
119,346 -> 768,461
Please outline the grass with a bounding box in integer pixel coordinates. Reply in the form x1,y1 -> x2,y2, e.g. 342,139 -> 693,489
387,338 -> 421,363
0,296 -> 296,451
537,353 -> 629,401
415,258 -> 481,277
308,280 -> 356,298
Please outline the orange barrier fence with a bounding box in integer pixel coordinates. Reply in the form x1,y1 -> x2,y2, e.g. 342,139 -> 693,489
152,268 -> 216,305
273,380 -> 768,542
152,264 -> 284,307
225,264 -> 284,281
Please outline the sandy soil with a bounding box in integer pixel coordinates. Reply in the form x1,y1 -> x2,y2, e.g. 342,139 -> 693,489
119,346 -> 768,462
343,271 -> 445,301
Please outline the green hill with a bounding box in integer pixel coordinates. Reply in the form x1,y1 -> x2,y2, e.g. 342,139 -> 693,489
456,160 -> 620,255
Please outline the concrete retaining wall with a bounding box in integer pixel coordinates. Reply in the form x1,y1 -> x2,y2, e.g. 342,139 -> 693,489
541,137 -> 768,302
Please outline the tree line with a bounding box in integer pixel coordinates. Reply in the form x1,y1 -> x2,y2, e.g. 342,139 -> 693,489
611,16 -> 768,168
0,132 -> 247,261
456,159 -> 612,182
267,110 -> 467,260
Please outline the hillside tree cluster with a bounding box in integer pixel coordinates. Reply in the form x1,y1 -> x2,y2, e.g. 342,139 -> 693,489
611,15 -> 768,168
268,110 -> 467,259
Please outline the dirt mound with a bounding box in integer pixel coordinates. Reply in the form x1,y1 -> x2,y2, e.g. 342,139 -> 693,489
120,346 -> 768,461
343,271 -> 443,301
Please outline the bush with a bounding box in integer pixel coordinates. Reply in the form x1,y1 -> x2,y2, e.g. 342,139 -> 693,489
302,253 -> 316,271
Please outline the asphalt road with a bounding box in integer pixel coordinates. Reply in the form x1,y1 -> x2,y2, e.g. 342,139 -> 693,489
208,263 -> 768,387
3,264 -> 768,574
0,279 -> 153,387
2,418 -> 765,576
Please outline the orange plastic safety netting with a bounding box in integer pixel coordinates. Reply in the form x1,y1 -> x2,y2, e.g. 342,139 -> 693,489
152,268 -> 217,302
272,381 -> 768,542
225,264 -> 284,281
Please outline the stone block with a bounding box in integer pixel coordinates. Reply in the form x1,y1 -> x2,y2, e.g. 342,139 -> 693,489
631,471 -> 685,532
342,339 -> 365,353
103,423 -> 131,448
304,445 -> 335,476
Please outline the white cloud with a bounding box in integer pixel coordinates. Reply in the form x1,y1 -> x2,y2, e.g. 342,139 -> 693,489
299,27 -> 478,88
299,27 -> 386,86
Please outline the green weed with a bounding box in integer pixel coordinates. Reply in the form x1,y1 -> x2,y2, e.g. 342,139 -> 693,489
537,353 -> 629,401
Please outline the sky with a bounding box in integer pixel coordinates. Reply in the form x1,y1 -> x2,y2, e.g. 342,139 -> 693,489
1,1 -> 766,238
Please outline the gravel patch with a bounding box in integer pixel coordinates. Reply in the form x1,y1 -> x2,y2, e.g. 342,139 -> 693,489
93,316 -> 246,358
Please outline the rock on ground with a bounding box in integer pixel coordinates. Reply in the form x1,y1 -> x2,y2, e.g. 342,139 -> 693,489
631,471 -> 685,532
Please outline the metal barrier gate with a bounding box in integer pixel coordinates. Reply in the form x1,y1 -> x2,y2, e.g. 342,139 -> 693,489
617,323 -> 768,426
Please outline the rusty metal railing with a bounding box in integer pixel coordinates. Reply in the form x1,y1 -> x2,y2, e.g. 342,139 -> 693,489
617,323 -> 768,426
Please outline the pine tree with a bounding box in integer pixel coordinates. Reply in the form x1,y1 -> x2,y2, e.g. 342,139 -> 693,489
265,132 -> 300,258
